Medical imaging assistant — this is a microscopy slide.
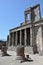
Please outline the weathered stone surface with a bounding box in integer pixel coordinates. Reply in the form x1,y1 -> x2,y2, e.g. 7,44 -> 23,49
1,46 -> 11,56
1,46 -> 7,56
16,46 -> 25,60
8,4 -> 43,55
33,45 -> 38,54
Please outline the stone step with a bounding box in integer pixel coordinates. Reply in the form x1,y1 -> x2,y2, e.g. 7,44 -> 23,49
8,46 -> 16,51
8,46 -> 33,54
25,46 -> 33,54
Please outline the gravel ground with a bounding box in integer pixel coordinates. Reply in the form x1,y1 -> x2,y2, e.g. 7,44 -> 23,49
0,50 -> 43,65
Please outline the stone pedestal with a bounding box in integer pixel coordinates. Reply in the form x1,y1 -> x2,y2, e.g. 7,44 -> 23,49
16,46 -> 25,60
33,44 -> 38,54
1,46 -> 7,56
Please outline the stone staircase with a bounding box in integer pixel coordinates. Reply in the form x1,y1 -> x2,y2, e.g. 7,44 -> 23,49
25,46 -> 33,54
8,46 -> 16,51
8,46 -> 33,54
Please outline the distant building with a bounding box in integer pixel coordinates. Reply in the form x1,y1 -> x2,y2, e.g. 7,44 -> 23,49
8,4 -> 43,55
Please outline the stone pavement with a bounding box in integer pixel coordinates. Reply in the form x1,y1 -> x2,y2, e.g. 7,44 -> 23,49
0,50 -> 43,65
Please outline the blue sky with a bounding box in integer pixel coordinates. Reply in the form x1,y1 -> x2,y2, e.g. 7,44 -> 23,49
0,0 -> 43,40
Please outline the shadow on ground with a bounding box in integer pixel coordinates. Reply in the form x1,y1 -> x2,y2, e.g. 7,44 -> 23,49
20,57 -> 33,63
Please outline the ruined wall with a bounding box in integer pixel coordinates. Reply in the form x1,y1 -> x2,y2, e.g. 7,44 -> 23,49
34,26 -> 43,54
31,5 -> 41,22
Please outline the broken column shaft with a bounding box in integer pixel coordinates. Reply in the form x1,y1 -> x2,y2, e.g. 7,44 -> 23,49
16,46 -> 25,60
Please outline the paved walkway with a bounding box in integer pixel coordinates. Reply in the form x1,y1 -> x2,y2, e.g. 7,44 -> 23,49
0,50 -> 43,65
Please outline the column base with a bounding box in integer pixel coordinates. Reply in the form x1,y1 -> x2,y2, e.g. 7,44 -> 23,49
16,55 -> 25,60
39,50 -> 43,56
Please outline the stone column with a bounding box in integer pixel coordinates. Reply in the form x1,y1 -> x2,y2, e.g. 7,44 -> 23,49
41,25 -> 43,55
15,31 -> 17,46
20,30 -> 22,46
30,28 -> 32,46
24,29 -> 27,46
9,33 -> 12,46
12,32 -> 14,46
9,34 -> 10,46
38,26 -> 43,55
24,13 -> 28,22
6,35 -> 9,47
32,26 -> 38,54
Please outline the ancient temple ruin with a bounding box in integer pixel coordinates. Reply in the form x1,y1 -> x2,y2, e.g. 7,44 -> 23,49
8,4 -> 43,55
